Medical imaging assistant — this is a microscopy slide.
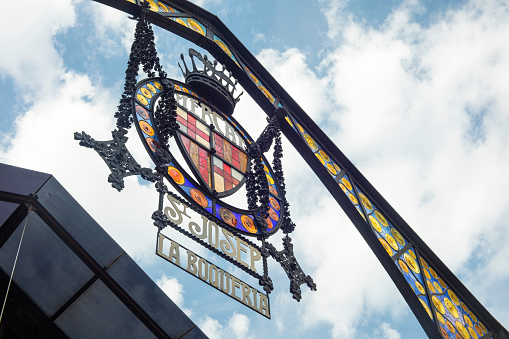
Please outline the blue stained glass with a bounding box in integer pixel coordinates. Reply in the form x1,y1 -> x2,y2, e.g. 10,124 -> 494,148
421,256 -> 488,338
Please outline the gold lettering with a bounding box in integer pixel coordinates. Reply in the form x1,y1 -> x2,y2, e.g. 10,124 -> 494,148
156,233 -> 166,258
189,214 -> 207,239
158,236 -> 269,318
164,194 -> 190,225
219,228 -> 236,258
209,265 -> 219,288
168,240 -> 180,267
231,276 -> 242,301
241,281 -> 253,307
208,221 -> 219,249
236,237 -> 249,268
249,245 -> 261,272
198,258 -> 208,281
259,293 -> 270,317
186,250 -> 197,275
252,289 -> 258,310
219,269 -> 231,294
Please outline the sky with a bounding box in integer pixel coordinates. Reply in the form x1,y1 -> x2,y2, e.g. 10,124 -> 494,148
1,0 -> 509,338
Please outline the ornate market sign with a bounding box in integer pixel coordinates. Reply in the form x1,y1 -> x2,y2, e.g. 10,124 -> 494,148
75,10 -> 315,320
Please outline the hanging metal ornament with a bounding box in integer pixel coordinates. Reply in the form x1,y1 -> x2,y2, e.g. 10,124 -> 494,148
75,8 -> 316,319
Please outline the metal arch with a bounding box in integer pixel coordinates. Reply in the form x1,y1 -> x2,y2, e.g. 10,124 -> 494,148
91,1 -> 508,338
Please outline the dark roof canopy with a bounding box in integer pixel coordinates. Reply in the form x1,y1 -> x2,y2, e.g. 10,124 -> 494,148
0,163 -> 208,339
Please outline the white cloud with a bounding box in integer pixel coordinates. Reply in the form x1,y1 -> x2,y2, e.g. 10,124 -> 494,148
0,0 -> 161,263
379,322 -> 402,339
198,312 -> 253,339
156,274 -> 193,316
228,312 -> 251,338
87,4 -> 137,56
317,0 -> 351,39
156,274 -> 185,306
240,0 -> 509,337
198,316 -> 223,339
0,69 -> 160,263
1,0 -> 509,338
0,0 -> 75,99
253,33 -> 266,43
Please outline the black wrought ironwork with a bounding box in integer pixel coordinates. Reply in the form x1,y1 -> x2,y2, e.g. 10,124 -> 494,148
153,80 -> 177,148
76,5 -> 169,189
242,107 -> 316,300
74,129 -> 158,191
83,0 -> 509,336
115,3 -> 167,130
179,49 -> 242,115
266,235 -> 316,302
150,186 -> 268,282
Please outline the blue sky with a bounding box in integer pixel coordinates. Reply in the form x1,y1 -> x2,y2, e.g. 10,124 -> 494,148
1,0 -> 509,338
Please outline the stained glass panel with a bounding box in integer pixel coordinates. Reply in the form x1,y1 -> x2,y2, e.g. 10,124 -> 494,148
284,114 -> 342,180
212,156 -> 243,193
213,35 -> 241,68
213,132 -> 248,174
174,18 -> 206,36
240,63 -> 276,104
336,171 -> 490,336
355,186 -> 408,252
133,80 -> 282,236
394,247 -> 434,320
181,134 -> 211,187
421,257 -> 488,339
143,0 -> 180,13
176,105 -> 211,148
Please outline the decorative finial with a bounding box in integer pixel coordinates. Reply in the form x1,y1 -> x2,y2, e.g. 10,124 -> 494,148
179,49 -> 243,115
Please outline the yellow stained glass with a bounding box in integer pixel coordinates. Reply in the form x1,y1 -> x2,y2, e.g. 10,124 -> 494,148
419,298 -> 433,319
436,312 -> 445,325
391,228 -> 405,246
342,177 -> 352,190
369,216 -> 382,232
315,152 -> 325,165
432,296 -> 445,314
374,210 -> 388,227
348,193 -> 358,204
137,94 -> 148,106
398,259 -> 409,273
379,238 -> 393,256
404,253 -> 420,274
319,149 -> 330,162
445,298 -> 459,318
433,281 -> 443,293
359,193 -> 373,210
415,281 -> 425,294
385,234 -> 398,250
456,321 -> 470,339
427,280 -> 436,293
327,163 -> 337,175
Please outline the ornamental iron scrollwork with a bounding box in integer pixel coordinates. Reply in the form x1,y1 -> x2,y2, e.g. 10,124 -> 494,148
74,129 -> 159,191
266,235 -> 317,301
75,8 -> 315,307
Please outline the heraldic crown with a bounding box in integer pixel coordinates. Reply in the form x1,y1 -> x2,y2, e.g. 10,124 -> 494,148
179,48 -> 242,115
